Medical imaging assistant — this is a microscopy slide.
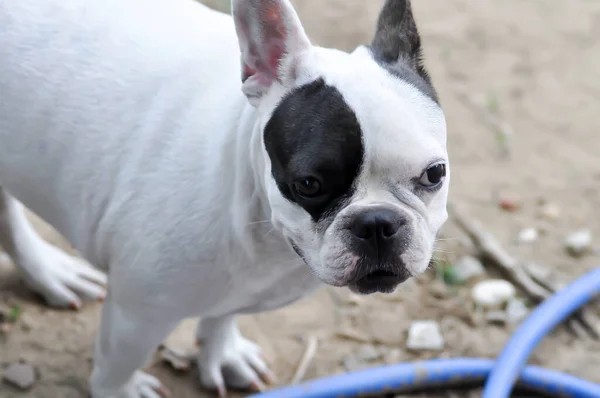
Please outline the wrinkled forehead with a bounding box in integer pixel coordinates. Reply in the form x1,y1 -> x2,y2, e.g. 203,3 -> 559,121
296,47 -> 447,173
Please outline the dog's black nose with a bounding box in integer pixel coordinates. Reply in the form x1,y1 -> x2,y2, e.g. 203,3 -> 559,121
348,207 -> 412,294
349,207 -> 409,252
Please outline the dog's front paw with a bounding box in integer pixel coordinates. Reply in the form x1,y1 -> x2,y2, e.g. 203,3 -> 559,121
198,333 -> 275,397
19,240 -> 107,309
91,370 -> 170,398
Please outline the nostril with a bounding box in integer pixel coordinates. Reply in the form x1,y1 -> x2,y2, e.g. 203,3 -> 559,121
380,221 -> 399,238
350,220 -> 374,240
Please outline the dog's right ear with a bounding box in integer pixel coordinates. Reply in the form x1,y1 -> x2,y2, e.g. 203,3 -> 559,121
370,0 -> 430,83
232,0 -> 311,107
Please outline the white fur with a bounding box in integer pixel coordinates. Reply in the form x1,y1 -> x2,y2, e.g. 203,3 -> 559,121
0,0 -> 448,396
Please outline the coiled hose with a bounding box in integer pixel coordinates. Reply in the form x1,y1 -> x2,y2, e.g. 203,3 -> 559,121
250,267 -> 600,398
482,266 -> 600,397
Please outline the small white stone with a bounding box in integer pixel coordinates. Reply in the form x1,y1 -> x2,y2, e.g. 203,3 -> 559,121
518,228 -> 539,244
383,348 -> 403,364
453,256 -> 486,283
406,320 -> 444,351
471,279 -> 517,309
539,203 -> 560,221
565,230 -> 592,257
506,299 -> 529,324
3,363 -> 36,390
356,344 -> 382,362
159,346 -> 192,372
342,356 -> 369,372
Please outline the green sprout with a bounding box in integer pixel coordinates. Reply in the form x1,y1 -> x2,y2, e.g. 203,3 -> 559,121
435,261 -> 462,286
486,91 -> 500,113
7,303 -> 22,323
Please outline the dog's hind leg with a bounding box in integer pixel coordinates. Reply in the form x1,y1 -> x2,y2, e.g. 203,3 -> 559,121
0,187 -> 107,309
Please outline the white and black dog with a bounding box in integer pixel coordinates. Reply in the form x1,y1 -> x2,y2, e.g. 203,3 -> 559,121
0,0 -> 449,396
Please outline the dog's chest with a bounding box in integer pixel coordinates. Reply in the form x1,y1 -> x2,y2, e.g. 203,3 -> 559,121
239,242 -> 322,311
196,235 -> 322,317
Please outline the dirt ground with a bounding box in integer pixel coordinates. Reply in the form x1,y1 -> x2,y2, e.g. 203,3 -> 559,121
2,0 -> 600,397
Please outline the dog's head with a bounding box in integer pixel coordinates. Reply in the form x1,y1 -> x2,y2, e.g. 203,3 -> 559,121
233,0 -> 449,294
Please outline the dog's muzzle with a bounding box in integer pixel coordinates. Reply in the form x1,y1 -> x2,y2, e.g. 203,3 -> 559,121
346,205 -> 412,294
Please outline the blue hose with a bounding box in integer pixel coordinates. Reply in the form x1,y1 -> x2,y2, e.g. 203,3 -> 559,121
482,266 -> 600,397
250,358 -> 600,397
249,267 -> 600,398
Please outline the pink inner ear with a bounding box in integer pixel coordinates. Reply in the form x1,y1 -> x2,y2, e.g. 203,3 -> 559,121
240,1 -> 289,84
263,3 -> 286,72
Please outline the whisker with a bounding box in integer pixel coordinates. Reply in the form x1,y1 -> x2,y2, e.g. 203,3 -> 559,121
433,249 -> 455,254
246,220 -> 271,227
280,259 -> 306,267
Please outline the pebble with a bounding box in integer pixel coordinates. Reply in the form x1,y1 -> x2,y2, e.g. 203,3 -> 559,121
506,299 -> 529,324
471,279 -> 516,309
406,320 -> 444,351
498,195 -> 521,212
0,323 -> 12,335
453,256 -> 486,283
2,363 -> 36,390
356,344 -> 382,362
539,203 -> 560,221
565,229 -> 592,258
383,348 -> 403,365
518,228 -> 539,244
342,356 -> 370,372
158,346 -> 192,372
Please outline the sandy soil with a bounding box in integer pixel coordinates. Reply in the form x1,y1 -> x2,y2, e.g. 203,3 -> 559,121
1,0 -> 600,397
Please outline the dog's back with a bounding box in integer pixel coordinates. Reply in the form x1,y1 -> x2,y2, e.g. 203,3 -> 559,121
0,0 -> 242,256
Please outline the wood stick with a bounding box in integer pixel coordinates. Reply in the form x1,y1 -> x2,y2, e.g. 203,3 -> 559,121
290,335 -> 318,385
449,204 -> 598,340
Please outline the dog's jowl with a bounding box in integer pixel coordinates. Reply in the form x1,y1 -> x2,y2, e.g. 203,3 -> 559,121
0,0 -> 448,396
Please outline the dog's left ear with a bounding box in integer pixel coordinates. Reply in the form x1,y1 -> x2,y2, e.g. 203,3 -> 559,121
370,0 -> 430,83
232,0 -> 311,106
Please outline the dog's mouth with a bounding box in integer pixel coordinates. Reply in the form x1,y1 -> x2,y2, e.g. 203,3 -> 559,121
349,269 -> 410,295
288,239 -> 412,293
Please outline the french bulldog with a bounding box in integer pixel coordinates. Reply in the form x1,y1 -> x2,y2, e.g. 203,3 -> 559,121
0,0 -> 449,396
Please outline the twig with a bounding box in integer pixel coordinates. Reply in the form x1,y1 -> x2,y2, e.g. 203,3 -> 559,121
290,335 -> 318,385
449,204 -> 598,340
524,262 -> 600,339
449,204 -> 550,300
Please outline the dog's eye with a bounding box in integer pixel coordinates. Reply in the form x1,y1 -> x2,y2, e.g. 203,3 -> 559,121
293,177 -> 322,198
419,163 -> 446,188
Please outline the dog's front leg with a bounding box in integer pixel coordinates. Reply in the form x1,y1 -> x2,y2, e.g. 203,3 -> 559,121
90,292 -> 179,398
196,316 -> 275,397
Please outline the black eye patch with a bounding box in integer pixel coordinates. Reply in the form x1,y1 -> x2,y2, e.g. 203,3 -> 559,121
264,78 -> 364,223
